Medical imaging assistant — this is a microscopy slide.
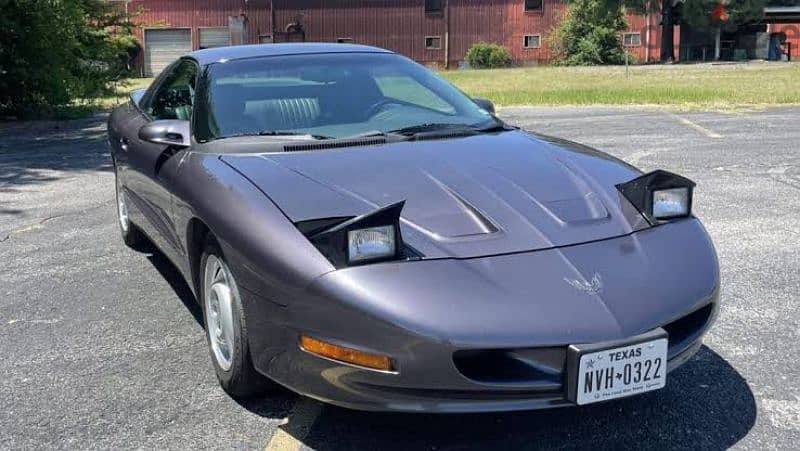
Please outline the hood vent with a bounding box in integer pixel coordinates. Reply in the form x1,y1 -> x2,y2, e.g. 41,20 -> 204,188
284,137 -> 386,152
413,130 -> 479,142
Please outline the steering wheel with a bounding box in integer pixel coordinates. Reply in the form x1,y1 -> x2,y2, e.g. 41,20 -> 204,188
365,99 -> 404,118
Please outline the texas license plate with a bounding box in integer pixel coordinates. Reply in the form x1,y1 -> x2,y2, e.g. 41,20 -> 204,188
571,334 -> 668,406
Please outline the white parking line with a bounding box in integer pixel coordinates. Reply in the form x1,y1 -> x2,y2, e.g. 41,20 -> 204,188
264,398 -> 324,451
665,112 -> 723,139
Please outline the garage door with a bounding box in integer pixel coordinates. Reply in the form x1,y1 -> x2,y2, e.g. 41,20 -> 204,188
144,28 -> 191,77
199,27 -> 231,49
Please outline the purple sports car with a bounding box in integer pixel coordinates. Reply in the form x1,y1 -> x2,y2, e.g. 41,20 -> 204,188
108,43 -> 719,412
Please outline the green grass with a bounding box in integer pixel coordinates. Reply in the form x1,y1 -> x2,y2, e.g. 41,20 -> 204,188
442,61 -> 800,109
94,77 -> 154,109
83,61 -> 800,119
47,78 -> 156,119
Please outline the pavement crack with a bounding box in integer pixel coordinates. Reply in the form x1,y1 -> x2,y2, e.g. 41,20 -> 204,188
771,174 -> 800,192
0,200 -> 112,243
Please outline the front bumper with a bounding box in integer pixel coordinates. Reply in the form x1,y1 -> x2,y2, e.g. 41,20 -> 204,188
238,219 -> 720,412
250,295 -> 717,412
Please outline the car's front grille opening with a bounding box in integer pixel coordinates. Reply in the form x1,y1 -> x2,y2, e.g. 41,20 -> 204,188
453,347 -> 565,389
663,302 -> 715,353
449,304 -> 714,389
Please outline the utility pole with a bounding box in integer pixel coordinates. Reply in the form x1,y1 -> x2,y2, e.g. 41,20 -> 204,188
444,0 -> 450,69
660,0 -> 675,62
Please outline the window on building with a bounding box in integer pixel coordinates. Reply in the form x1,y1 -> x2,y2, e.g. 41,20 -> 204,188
425,0 -> 443,14
623,32 -> 642,47
337,37 -> 354,43
425,36 -> 442,50
523,35 -> 541,49
524,0 -> 543,12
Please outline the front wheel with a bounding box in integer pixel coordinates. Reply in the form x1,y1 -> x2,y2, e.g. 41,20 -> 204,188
200,238 -> 272,398
114,167 -> 145,248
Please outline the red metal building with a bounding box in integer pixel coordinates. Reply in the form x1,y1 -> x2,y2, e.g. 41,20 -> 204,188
122,0 -> 667,75
120,1 -> 796,76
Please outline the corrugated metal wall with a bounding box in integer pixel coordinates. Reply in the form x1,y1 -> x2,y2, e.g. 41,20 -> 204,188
272,0 -> 445,63
127,0 -> 272,72
445,0 -> 564,65
125,0 -> 670,70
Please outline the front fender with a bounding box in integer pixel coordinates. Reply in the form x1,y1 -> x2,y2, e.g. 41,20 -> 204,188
171,152 -> 335,305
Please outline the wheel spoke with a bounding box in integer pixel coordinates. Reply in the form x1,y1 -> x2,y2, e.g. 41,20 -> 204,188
203,254 -> 236,371
116,175 -> 130,232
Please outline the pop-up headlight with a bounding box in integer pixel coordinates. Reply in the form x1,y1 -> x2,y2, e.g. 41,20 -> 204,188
616,170 -> 695,225
348,226 -> 396,263
306,201 -> 406,268
652,187 -> 690,219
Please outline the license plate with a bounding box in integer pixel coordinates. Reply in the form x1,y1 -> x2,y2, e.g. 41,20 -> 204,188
572,336 -> 668,406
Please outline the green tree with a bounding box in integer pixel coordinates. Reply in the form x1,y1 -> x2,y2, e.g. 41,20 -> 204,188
0,0 -> 139,117
624,0 -> 767,61
552,0 -> 629,65
681,0 -> 766,33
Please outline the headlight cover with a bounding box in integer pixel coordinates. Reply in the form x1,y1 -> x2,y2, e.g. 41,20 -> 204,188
305,201 -> 407,268
616,170 -> 695,225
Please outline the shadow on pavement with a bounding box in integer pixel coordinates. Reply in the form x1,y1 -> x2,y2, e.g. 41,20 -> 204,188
144,244 -> 299,417
143,242 -> 204,326
0,115 -> 111,192
293,347 -> 754,450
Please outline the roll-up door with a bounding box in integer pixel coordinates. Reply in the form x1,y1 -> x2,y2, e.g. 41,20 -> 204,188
144,28 -> 191,77
199,27 -> 231,49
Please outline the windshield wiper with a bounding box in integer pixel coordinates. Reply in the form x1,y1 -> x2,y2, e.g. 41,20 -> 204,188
473,121 -> 517,133
387,123 -> 477,136
214,131 -> 334,141
387,120 -> 515,139
257,130 -> 333,140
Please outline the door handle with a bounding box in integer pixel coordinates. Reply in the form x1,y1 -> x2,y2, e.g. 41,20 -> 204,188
119,136 -> 130,152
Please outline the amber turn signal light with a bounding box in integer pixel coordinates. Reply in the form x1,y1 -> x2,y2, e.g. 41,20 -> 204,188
300,335 -> 393,372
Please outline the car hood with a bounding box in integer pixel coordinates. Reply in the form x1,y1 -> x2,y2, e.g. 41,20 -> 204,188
220,130 -> 650,259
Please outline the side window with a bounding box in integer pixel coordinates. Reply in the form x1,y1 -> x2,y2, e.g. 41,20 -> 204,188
147,60 -> 198,120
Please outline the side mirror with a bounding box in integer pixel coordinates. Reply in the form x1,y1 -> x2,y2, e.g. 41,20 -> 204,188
473,97 -> 495,114
130,88 -> 147,107
138,120 -> 191,148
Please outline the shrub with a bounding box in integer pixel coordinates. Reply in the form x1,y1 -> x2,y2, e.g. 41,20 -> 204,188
551,0 -> 627,66
0,0 -> 139,118
465,43 -> 512,69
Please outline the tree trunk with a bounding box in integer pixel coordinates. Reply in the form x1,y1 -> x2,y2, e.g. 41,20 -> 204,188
660,0 -> 675,62
714,26 -> 721,61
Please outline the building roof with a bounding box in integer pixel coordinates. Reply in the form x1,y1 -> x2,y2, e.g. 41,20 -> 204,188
763,6 -> 800,23
189,43 -> 393,65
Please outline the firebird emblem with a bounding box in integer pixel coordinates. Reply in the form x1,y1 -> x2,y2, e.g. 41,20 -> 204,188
565,273 -> 603,294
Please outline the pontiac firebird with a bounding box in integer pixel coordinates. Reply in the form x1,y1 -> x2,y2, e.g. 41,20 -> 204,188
108,44 -> 719,412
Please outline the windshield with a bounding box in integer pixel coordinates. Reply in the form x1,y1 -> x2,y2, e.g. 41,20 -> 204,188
195,52 -> 495,142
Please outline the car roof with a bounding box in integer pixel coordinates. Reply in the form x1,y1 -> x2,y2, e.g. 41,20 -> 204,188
189,43 -> 394,66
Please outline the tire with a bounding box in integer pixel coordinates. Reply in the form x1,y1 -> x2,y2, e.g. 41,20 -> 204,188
199,236 -> 272,398
114,166 -> 145,249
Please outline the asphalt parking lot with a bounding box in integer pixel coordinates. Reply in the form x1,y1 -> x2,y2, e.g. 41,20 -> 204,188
1,106 -> 799,450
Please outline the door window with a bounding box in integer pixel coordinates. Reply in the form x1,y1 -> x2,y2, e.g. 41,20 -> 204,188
147,60 -> 198,120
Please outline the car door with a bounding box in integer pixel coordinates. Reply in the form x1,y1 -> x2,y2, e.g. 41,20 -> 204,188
121,59 -> 198,260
